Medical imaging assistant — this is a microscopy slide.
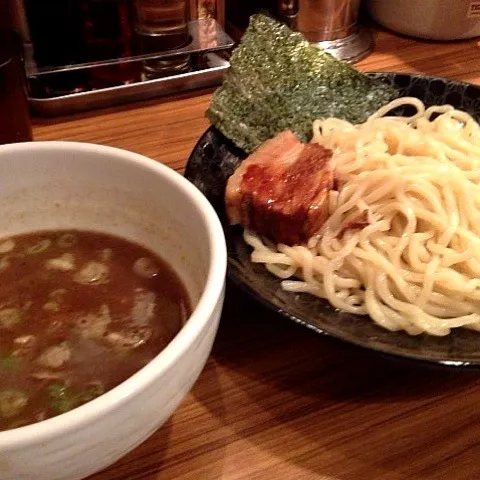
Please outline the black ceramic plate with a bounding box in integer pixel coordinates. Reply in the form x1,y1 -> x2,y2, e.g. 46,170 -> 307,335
185,73 -> 480,368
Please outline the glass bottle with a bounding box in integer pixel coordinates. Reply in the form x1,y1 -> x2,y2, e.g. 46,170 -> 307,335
132,0 -> 191,78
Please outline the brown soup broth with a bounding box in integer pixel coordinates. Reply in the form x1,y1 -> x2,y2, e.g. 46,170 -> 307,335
0,230 -> 191,431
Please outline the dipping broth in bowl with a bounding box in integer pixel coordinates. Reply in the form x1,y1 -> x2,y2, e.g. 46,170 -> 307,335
0,140 -> 226,480
0,229 -> 191,431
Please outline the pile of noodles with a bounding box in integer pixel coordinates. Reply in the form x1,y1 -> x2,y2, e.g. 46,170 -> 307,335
244,97 -> 480,336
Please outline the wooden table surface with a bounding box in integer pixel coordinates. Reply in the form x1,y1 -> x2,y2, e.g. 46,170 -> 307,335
32,25 -> 480,480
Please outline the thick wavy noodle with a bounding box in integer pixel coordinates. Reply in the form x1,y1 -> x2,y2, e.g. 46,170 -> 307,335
244,97 -> 480,336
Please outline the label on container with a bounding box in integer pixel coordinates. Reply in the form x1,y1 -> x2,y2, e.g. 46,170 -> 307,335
468,1 -> 480,18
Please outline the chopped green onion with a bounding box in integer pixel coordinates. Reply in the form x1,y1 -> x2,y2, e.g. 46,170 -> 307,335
0,355 -> 21,372
100,248 -> 113,262
0,239 -> 15,254
75,304 -> 111,339
57,233 -> 77,248
46,383 -> 77,414
74,262 -> 109,285
0,307 -> 23,330
79,383 -> 105,404
50,289 -> 67,297
43,301 -> 60,312
26,239 -> 51,255
36,342 -> 71,369
46,253 -> 75,271
46,381 -> 104,414
0,256 -> 10,272
0,389 -> 28,419
133,257 -> 159,279
44,290 -> 66,312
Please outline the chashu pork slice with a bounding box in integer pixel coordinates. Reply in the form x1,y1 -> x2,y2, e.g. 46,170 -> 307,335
225,130 -> 334,246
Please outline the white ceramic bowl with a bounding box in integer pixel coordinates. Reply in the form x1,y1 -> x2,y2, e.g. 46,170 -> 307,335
0,141 -> 227,480
366,0 -> 480,41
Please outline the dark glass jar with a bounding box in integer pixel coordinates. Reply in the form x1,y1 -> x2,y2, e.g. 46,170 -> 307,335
23,0 -> 86,68
81,0 -> 134,61
0,29 -> 32,144
132,0 -> 191,78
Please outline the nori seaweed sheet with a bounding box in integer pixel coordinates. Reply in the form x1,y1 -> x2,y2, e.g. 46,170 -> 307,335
207,14 -> 397,153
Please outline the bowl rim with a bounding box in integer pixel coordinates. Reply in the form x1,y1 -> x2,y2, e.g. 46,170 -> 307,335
0,140 -> 227,447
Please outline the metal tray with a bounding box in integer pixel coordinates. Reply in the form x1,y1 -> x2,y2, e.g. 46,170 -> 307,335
26,19 -> 234,75
29,53 -> 229,117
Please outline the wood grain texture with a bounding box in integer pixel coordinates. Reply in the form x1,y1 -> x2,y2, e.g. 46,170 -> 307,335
32,25 -> 480,480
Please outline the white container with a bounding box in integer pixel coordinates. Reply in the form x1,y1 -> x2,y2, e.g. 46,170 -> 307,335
0,141 -> 227,480
366,0 -> 480,40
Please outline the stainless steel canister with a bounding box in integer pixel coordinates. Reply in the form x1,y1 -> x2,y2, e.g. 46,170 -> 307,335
276,0 -> 372,63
